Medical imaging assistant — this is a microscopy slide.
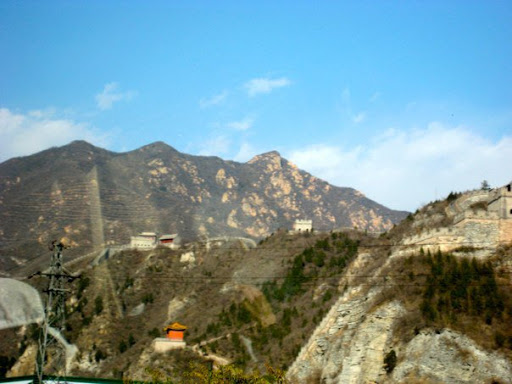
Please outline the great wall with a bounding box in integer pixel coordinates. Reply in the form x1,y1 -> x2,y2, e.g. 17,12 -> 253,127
288,183 -> 512,383
400,182 -> 512,256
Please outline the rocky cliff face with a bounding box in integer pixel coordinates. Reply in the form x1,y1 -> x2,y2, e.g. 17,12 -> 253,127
288,252 -> 512,383
288,193 -> 512,384
0,140 -> 407,274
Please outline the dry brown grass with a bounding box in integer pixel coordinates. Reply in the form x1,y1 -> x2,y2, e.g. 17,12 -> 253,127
385,197 -> 455,243
62,230 -> 372,378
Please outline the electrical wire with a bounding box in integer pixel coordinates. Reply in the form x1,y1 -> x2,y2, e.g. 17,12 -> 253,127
2,238 -> 510,275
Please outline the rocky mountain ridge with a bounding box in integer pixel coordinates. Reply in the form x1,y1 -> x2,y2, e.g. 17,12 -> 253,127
0,140 -> 407,274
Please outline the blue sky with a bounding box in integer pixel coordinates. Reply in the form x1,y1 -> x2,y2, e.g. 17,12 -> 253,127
1,1 -> 511,211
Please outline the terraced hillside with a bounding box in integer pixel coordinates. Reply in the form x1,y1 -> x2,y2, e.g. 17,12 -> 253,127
0,140 -> 407,274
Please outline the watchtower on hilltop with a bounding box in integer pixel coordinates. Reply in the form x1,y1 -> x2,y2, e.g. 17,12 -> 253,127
292,219 -> 313,233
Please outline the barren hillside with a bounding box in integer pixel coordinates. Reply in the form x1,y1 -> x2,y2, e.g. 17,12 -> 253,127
0,140 -> 407,275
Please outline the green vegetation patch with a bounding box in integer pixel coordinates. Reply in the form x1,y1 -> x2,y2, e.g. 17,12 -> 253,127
386,249 -> 512,356
262,232 -> 358,303
421,251 -> 505,325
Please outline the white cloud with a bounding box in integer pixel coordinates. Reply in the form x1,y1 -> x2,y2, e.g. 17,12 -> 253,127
95,82 -> 137,110
287,123 -> 512,211
244,77 -> 291,97
0,108 -> 109,162
226,117 -> 254,131
199,91 -> 228,108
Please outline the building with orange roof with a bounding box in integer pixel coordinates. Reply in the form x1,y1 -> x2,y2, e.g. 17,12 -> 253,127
153,322 -> 187,352
164,322 -> 187,341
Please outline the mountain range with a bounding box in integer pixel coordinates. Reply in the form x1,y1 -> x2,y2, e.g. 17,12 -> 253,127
0,142 -> 511,383
0,140 -> 407,274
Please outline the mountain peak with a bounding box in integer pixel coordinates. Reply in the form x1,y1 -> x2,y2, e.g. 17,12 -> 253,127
67,140 -> 97,149
247,150 -> 282,164
139,141 -> 178,153
57,140 -> 114,157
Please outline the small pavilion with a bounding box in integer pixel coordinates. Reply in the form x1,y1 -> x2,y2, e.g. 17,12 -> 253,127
164,322 -> 187,341
153,322 -> 187,353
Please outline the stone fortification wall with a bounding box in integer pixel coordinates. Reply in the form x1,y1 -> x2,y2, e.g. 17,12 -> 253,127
458,219 -> 499,247
444,189 -> 487,219
488,188 -> 503,204
402,227 -> 465,253
454,210 -> 499,225
403,227 -> 459,244
488,185 -> 512,202
402,185 -> 512,256
500,220 -> 512,243
452,190 -> 489,211
488,186 -> 512,220
401,214 -> 503,256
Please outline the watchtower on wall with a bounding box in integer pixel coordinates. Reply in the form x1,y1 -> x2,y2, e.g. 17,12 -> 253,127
488,182 -> 512,243
453,182 -> 512,246
488,182 -> 512,219
292,219 -> 313,233
400,182 -> 512,257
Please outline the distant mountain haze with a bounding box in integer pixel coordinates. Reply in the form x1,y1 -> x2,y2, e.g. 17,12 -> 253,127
0,140 -> 407,273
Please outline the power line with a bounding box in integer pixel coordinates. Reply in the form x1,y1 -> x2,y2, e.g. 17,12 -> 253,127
83,273 -> 512,287
2,240 -> 509,275
0,237 -> 506,247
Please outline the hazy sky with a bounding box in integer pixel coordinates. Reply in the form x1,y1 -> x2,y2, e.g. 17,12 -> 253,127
1,1 -> 511,211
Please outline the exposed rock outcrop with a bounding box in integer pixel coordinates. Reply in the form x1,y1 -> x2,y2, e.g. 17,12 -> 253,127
288,259 -> 406,384
289,254 -> 512,384
0,141 -> 408,275
289,186 -> 512,383
392,329 -> 512,383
